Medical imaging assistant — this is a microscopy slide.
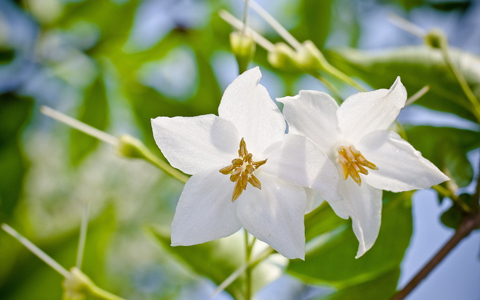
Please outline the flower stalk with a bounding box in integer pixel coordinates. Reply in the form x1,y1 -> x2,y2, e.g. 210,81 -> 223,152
243,230 -> 255,300
40,106 -> 188,183
405,85 -> 430,106
211,246 -> 275,298
388,15 -> 480,123
40,106 -> 117,146
76,200 -> 90,269
221,3 -> 366,92
1,224 -> 125,300
435,34 -> 480,123
230,0 -> 256,74
2,223 -> 71,278
116,135 -> 189,183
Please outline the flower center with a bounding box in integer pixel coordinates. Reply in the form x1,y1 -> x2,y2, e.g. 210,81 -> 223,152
336,145 -> 378,186
219,138 -> 267,202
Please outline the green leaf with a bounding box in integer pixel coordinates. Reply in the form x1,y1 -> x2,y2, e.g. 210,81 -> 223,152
441,204 -> 463,230
398,0 -> 424,10
70,73 -> 109,165
52,0 -> 140,44
148,226 -> 279,300
404,126 -> 480,187
292,0 -> 333,50
0,50 -> 15,64
440,194 -> 475,229
288,191 -> 413,289
123,37 -> 222,148
0,94 -> 33,220
315,268 -> 400,300
326,46 -> 480,123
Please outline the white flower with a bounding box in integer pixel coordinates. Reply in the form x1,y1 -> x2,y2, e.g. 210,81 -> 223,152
151,67 -> 340,259
279,77 -> 449,258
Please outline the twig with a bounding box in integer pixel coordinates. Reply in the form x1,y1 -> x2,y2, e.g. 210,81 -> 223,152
390,212 -> 480,300
470,151 -> 480,213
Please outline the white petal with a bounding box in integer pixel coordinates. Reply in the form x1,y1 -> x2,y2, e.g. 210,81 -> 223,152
338,77 -> 407,144
279,90 -> 339,153
262,134 -> 341,202
151,115 -> 239,175
218,67 -> 286,154
329,180 -> 382,258
359,130 -> 450,192
237,173 -> 307,259
305,188 -> 324,214
171,168 -> 242,246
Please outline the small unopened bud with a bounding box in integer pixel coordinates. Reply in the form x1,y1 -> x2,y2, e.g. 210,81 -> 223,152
295,40 -> 326,73
267,42 -> 300,72
425,28 -> 447,49
115,134 -> 149,159
62,268 -> 91,300
116,134 -> 189,183
230,31 -> 256,74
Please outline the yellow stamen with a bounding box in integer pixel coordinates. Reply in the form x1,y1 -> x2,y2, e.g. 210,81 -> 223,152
336,145 -> 378,186
219,138 -> 267,202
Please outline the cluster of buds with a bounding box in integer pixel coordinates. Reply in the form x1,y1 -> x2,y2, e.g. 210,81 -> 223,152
221,0 -> 365,92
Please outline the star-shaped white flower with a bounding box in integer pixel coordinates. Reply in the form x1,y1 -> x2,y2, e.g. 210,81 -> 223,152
151,67 -> 340,259
279,77 -> 449,258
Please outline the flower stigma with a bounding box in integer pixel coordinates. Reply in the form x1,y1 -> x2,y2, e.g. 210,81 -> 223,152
219,138 -> 267,202
336,145 -> 378,186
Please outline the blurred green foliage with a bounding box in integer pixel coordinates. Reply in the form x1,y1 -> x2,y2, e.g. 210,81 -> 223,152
0,0 -> 479,299
326,47 -> 480,123
290,192 -> 413,297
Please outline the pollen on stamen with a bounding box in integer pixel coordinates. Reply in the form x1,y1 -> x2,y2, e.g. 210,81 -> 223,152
336,145 -> 378,186
219,138 -> 267,202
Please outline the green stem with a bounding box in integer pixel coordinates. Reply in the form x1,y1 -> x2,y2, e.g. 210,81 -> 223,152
116,135 -> 189,184
244,229 -> 254,300
432,185 -> 471,214
88,285 -> 125,300
68,268 -> 125,300
76,200 -> 90,269
141,148 -> 189,183
2,224 -> 70,278
212,247 -> 275,298
439,45 -> 480,123
242,0 -> 249,35
432,184 -> 454,199
320,58 -> 367,92
328,67 -> 366,92
311,73 -> 342,103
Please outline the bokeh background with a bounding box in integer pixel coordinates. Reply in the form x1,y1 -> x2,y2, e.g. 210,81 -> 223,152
0,0 -> 479,299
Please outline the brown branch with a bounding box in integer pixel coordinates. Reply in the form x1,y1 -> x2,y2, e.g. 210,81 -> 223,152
471,152 -> 480,213
390,212 -> 480,300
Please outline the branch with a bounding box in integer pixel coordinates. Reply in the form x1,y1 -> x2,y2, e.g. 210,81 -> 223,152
390,212 -> 480,300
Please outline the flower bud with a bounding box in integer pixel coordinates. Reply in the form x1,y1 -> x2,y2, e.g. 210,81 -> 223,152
295,40 -> 325,73
115,134 -> 150,160
230,31 -> 256,74
62,268 -> 91,300
267,42 -> 300,72
425,28 -> 448,49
